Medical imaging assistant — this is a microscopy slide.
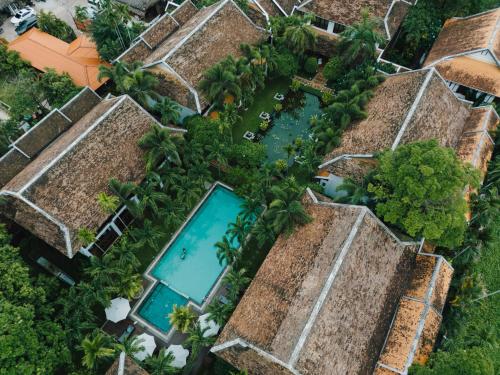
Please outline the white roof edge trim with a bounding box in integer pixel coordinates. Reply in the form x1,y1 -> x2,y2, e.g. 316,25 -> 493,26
318,153 -> 374,169
18,96 -> 127,194
449,6 -> 499,21
160,62 -> 202,113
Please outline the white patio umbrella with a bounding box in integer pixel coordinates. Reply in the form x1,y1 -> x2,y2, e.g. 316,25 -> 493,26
105,297 -> 131,323
134,333 -> 156,361
198,313 -> 220,338
165,344 -> 189,368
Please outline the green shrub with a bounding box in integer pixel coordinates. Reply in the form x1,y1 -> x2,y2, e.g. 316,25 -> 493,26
274,103 -> 283,112
260,120 -> 269,131
323,56 -> 344,82
37,11 -> 76,43
304,57 -> 318,75
274,51 -> 299,78
290,79 -> 301,92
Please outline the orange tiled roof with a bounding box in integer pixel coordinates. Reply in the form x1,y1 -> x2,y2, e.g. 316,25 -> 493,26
9,28 -> 109,90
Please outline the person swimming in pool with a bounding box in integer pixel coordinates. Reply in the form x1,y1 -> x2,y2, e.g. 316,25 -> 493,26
181,247 -> 187,260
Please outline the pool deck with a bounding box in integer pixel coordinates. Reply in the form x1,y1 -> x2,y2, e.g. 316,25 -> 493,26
128,181 -> 236,343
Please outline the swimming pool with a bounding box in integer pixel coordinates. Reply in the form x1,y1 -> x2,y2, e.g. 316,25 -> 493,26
136,184 -> 246,333
261,92 -> 322,163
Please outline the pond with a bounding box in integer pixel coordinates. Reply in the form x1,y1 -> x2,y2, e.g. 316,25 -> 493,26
260,91 -> 322,163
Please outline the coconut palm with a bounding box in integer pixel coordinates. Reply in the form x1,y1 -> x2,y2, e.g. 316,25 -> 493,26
266,184 -> 311,234
251,216 -> 276,247
155,96 -> 180,125
130,219 -> 164,250
340,8 -> 385,65
283,18 -> 316,56
122,68 -> 160,108
206,299 -> 235,327
116,273 -> 142,300
110,237 -> 140,270
223,268 -> 251,302
144,348 -> 178,375
283,143 -> 296,166
227,215 -> 250,246
78,227 -> 97,247
199,63 -> 241,108
185,322 -> 216,358
334,178 -> 368,205
239,198 -> 262,222
109,178 -> 137,202
315,127 -> 341,154
97,192 -> 119,215
80,331 -> 115,370
174,177 -> 203,208
98,61 -> 140,92
207,141 -> 228,177
169,304 -> 197,333
215,236 -> 238,266
115,336 -> 145,358
139,125 -> 181,171
135,180 -> 170,218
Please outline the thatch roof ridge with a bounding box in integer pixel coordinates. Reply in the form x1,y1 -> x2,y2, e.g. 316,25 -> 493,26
213,190 -> 421,374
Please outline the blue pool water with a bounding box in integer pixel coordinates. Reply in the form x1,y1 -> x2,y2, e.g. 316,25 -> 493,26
138,185 -> 246,333
138,283 -> 188,332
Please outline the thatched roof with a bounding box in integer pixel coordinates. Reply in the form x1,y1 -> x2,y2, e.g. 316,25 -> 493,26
106,352 -> 150,375
424,8 -> 500,96
320,69 -> 499,181
425,8 -> 500,65
213,189 -> 423,375
375,254 -> 453,374
115,0 -> 160,14
296,0 -> 413,39
0,88 -> 185,258
118,0 -> 266,111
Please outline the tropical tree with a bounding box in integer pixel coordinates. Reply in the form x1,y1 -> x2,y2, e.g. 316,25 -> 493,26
283,17 -> 317,56
206,299 -> 235,327
139,125 -> 181,170
37,10 -> 76,42
169,305 -> 197,333
116,273 -> 142,300
130,219 -> 164,250
122,68 -> 159,108
226,215 -> 250,245
251,216 -> 276,247
239,198 -> 262,222
78,227 -> 97,247
144,348 -> 178,375
97,192 -> 119,215
368,140 -> 480,248
79,331 -> 115,371
115,336 -> 145,358
339,8 -> 385,65
185,323 -> 216,358
215,236 -> 238,265
199,62 -> 241,108
98,61 -> 140,92
266,182 -> 311,234
223,268 -> 251,302
155,96 -> 181,126
207,141 -> 228,177
334,178 -> 368,205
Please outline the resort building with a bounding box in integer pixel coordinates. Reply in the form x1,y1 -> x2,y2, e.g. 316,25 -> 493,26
116,0 -> 267,114
291,0 -> 415,40
105,352 -> 150,375
317,68 -> 499,195
0,87 -> 185,259
212,189 -> 453,375
9,29 -> 110,91
423,7 -> 500,105
115,0 -> 166,19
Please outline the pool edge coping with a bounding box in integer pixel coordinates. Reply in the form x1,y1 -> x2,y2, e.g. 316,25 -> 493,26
129,181 -> 235,343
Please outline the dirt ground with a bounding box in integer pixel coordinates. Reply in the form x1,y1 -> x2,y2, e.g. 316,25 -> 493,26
1,0 -> 87,41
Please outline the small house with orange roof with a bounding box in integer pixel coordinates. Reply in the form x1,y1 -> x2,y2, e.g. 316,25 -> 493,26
423,7 -> 500,105
9,28 -> 110,91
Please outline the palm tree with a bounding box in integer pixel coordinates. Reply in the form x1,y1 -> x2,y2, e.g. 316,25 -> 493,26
174,177 -> 203,208
226,215 -> 250,246
223,268 -> 251,302
340,8 -> 385,65
169,304 -> 197,333
215,236 -> 238,266
78,227 -> 97,247
266,185 -> 311,234
199,63 -> 241,108
116,272 -> 143,299
139,125 -> 181,170
98,61 -> 140,92
115,336 -> 145,358
207,141 -> 228,177
97,192 -> 119,215
206,299 -> 235,327
130,219 -> 164,250
80,331 -> 115,371
283,143 -> 296,166
155,96 -> 180,126
283,18 -> 316,56
239,198 -> 262,222
135,180 -> 170,218
145,348 -> 178,375
334,178 -> 367,205
122,68 -> 160,108
251,216 -> 276,247
185,322 -> 216,358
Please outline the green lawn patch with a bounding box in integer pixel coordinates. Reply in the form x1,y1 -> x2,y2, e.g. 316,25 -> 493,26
232,77 -> 291,142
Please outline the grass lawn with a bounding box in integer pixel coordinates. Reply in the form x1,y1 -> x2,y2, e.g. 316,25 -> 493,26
232,77 -> 291,142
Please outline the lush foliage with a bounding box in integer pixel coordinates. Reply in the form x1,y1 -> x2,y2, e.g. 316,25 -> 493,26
37,10 -> 76,43
368,140 -> 479,248
90,0 -> 145,61
37,69 -> 81,108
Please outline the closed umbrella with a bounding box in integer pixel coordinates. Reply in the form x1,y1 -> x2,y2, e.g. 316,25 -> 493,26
134,333 -> 156,361
165,344 -> 189,368
105,297 -> 131,323
198,313 -> 220,338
